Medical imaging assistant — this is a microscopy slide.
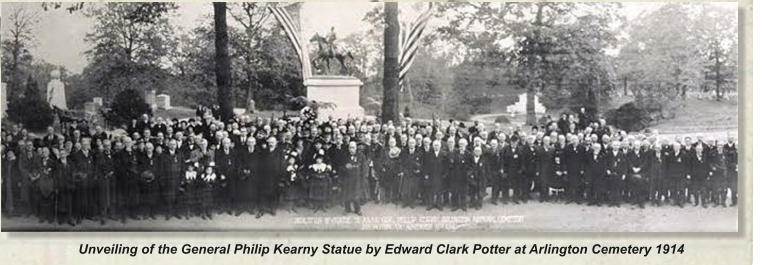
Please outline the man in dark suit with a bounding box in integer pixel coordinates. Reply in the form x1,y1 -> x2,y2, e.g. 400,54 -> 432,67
606,141 -> 627,206
237,137 -> 258,215
646,143 -> 666,206
71,138 -> 96,223
536,136 -> 555,202
114,138 -> 139,222
399,138 -> 422,208
94,140 -> 115,224
340,141 -> 367,215
423,140 -> 447,210
627,141 -> 648,208
137,142 -> 160,219
725,138 -> 738,206
449,138 -> 470,211
564,135 -> 586,204
468,146 -> 488,209
503,136 -> 524,203
485,139 -> 504,205
159,139 -> 184,219
689,143 -> 710,207
215,138 -> 237,215
585,143 -> 606,206
708,140 -> 728,207
255,136 -> 283,218
666,142 -> 690,207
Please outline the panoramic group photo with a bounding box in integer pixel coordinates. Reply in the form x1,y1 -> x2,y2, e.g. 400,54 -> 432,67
0,1 -> 739,232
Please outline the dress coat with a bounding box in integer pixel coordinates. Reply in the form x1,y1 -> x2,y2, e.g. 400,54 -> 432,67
422,150 -> 447,194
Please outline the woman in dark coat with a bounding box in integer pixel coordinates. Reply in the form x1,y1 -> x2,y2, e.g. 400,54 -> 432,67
179,162 -> 201,219
281,151 -> 302,213
307,153 -> 333,212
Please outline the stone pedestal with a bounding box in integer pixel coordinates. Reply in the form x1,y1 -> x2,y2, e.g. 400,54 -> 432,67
505,92 -> 546,114
304,76 -> 364,120
146,90 -> 157,110
157,94 -> 171,110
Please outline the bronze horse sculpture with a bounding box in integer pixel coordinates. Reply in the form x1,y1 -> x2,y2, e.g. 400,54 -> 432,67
309,28 -> 354,74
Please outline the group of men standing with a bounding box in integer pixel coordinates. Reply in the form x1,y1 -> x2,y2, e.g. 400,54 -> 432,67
0,109 -> 739,227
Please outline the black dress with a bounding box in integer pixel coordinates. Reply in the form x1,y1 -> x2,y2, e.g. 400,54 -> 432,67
308,164 -> 333,202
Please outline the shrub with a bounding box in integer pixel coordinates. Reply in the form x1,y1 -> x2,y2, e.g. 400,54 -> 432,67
604,102 -> 651,132
104,88 -> 152,127
6,77 -> 55,131
494,115 -> 511,124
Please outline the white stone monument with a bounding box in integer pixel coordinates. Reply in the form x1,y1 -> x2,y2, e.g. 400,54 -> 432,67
145,90 -> 157,110
47,70 -> 67,110
304,76 -> 364,120
1,82 -> 7,117
247,99 -> 257,114
505,92 -> 546,114
93,97 -> 103,108
156,94 -> 171,110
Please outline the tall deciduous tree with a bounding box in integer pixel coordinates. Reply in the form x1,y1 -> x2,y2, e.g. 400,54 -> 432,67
438,2 -> 620,125
1,6 -> 38,100
213,2 -> 234,120
381,2 -> 400,123
80,3 -> 177,101
617,3 -> 706,117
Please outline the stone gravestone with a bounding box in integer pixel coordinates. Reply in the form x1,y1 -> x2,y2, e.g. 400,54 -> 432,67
156,94 -> 171,110
84,102 -> 96,115
505,92 -> 546,114
145,90 -> 157,110
1,82 -> 6,117
93,97 -> 103,108
304,76 -> 364,121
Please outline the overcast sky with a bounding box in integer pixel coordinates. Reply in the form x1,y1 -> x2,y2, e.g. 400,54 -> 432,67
0,2 -> 736,74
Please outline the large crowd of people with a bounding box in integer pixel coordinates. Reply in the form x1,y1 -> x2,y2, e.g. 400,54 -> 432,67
0,106 -> 738,226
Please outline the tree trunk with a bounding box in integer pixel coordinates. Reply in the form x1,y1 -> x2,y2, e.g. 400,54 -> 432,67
714,48 -> 722,101
525,4 -> 544,126
214,2 -> 234,120
381,2 -> 400,123
525,87 -> 536,126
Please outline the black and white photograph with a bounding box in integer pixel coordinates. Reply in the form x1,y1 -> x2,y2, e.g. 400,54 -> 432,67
0,1 -> 739,232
